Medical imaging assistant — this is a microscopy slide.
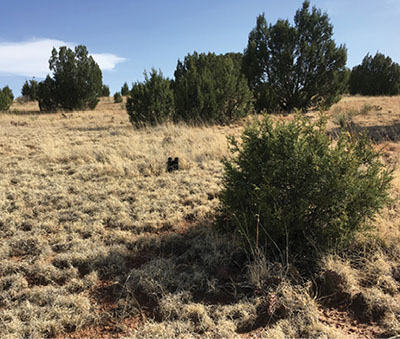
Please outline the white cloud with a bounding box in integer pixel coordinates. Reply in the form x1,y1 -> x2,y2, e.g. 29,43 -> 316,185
0,38 -> 126,77
91,53 -> 126,71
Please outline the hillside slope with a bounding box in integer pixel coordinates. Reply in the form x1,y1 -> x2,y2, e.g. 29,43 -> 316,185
1,96 -> 399,338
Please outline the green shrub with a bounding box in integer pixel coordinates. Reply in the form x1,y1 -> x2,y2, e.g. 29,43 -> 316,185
126,69 -> 175,127
0,86 -> 13,111
2,86 -> 14,102
174,52 -> 252,124
0,91 -> 12,111
101,84 -> 110,97
121,82 -> 129,96
218,114 -> 393,262
37,76 -> 57,111
113,91 -> 123,103
21,79 -> 39,101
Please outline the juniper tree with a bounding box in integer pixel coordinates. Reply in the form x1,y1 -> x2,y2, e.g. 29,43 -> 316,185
21,79 -> 39,101
349,52 -> 400,96
174,52 -> 252,124
2,86 -> 14,102
114,91 -> 123,103
37,45 -> 103,111
126,69 -> 175,126
121,82 -> 130,96
101,85 -> 110,97
243,1 -> 347,112
219,115 -> 393,262
0,86 -> 13,111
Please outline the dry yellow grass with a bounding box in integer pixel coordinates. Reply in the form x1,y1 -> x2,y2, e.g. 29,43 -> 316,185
1,96 -> 400,338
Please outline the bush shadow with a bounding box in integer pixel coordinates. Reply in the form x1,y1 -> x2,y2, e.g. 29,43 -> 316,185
69,221 -> 334,336
85,221 -> 250,321
330,122 -> 400,143
6,110 -> 42,115
69,126 -> 112,132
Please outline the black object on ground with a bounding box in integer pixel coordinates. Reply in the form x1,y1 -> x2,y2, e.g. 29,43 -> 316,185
167,157 -> 179,172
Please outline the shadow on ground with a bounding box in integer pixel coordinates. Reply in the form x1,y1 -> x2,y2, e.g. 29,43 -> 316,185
64,221 -> 396,338
330,122 -> 400,143
73,221 -> 281,336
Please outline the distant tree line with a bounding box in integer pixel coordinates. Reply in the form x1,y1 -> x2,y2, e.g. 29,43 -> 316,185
125,1 -> 348,125
111,82 -> 129,103
123,0 -> 400,126
1,0 -> 398,120
121,82 -> 129,96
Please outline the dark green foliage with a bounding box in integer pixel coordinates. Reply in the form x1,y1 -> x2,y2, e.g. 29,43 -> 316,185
101,85 -> 110,97
341,67 -> 352,94
126,69 -> 175,126
218,115 -> 393,262
37,76 -> 58,111
0,86 -> 13,111
242,1 -> 347,112
113,91 -> 123,103
37,45 -> 103,111
2,86 -> 14,102
174,52 -> 252,124
21,79 -> 39,101
241,14 -> 276,112
121,82 -> 129,96
349,52 -> 400,96
0,93 -> 10,111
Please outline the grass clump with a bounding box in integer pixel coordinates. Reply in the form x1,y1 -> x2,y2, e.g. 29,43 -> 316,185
218,114 -> 393,264
332,103 -> 377,128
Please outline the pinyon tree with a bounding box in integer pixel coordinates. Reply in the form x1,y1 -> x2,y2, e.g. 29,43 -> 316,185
2,86 -> 14,102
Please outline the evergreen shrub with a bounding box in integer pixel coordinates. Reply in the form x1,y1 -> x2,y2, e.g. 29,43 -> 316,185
114,91 -> 123,103
126,69 -> 175,126
0,86 -> 14,111
174,52 -> 252,124
219,114 -> 393,262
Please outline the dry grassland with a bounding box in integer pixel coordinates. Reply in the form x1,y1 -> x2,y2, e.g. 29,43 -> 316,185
1,96 -> 400,338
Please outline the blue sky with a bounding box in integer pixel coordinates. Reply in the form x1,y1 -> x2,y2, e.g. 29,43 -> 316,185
0,0 -> 399,96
